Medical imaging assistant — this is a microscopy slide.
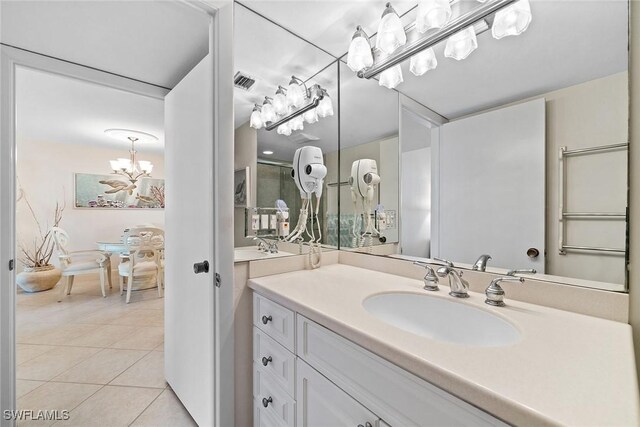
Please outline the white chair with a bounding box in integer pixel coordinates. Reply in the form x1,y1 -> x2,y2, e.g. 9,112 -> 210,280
119,227 -> 163,304
51,227 -> 112,301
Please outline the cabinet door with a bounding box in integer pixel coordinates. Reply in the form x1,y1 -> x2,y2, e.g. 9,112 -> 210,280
296,358 -> 380,427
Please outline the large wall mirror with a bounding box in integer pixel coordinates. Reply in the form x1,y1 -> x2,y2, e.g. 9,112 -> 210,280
233,5 -> 339,258
338,0 -> 629,291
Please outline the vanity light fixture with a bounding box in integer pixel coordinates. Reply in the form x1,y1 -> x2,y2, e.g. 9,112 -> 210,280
250,104 -> 264,130
409,47 -> 437,76
249,77 -> 331,132
316,90 -> 334,118
349,0 -> 530,88
262,150 -> 274,155
286,76 -> 306,108
105,128 -> 156,185
303,108 -> 319,124
376,3 -> 407,55
347,26 -> 374,73
415,0 -> 452,33
491,0 -> 532,39
379,64 -> 404,89
260,97 -> 277,124
272,86 -> 289,115
444,26 -> 478,60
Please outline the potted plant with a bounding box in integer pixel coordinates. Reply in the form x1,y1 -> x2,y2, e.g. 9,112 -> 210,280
16,189 -> 65,292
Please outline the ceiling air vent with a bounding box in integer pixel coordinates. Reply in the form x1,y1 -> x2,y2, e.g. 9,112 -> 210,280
289,133 -> 320,144
234,71 -> 256,91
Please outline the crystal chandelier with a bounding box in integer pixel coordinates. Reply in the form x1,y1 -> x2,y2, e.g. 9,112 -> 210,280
105,129 -> 157,186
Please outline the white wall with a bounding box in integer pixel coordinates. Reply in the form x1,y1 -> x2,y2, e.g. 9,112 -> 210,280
234,122 -> 257,247
400,107 -> 432,258
16,139 -> 164,272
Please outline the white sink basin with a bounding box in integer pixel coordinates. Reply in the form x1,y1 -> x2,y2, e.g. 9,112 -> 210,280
234,247 -> 294,262
363,292 -> 521,347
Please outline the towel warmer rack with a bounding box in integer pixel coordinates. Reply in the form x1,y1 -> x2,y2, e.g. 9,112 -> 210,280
558,142 -> 627,255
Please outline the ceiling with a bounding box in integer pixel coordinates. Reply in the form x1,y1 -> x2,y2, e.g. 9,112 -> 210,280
1,1 -> 210,88
237,0 -> 628,119
16,67 -> 165,153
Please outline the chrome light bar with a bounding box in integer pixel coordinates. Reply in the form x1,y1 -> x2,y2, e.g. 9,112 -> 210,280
264,84 -> 325,131
358,0 -> 517,79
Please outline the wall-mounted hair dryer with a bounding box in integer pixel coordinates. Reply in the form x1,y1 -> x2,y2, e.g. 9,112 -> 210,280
349,159 -> 385,250
291,146 -> 327,198
287,146 -> 326,268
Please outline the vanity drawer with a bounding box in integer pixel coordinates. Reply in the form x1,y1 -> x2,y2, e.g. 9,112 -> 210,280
254,398 -> 286,427
297,315 -> 505,427
254,363 -> 296,427
253,293 -> 295,351
254,326 -> 296,397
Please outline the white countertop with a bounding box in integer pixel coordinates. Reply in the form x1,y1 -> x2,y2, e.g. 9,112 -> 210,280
249,264 -> 639,426
234,247 -> 294,263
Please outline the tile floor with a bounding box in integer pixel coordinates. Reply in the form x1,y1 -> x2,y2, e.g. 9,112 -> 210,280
15,277 -> 197,427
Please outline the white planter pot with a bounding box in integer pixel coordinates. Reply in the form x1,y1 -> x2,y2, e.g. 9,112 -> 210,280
16,265 -> 62,293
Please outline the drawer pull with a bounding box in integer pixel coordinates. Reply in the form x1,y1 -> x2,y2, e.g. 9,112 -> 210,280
261,356 -> 273,366
262,396 -> 273,408
357,423 -> 373,427
261,315 -> 273,325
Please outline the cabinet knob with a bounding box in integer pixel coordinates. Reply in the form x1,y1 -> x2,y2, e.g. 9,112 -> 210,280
261,356 -> 273,366
357,423 -> 372,427
262,396 -> 273,408
261,315 -> 273,325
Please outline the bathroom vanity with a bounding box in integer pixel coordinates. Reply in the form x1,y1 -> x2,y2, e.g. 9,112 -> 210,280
248,263 -> 639,426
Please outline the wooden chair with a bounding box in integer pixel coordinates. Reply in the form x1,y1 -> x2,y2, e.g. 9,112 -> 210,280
118,227 -> 164,304
51,227 -> 112,301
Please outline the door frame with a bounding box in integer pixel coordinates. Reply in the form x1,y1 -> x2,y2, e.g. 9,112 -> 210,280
0,1 -> 234,425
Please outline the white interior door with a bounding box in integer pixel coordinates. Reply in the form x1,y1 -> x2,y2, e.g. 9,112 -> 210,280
164,53 -> 216,426
432,98 -> 545,272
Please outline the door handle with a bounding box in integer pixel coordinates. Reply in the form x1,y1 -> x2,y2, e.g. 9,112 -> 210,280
193,260 -> 209,274
262,396 -> 273,408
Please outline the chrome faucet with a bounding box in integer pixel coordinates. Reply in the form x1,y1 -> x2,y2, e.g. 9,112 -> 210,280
253,236 -> 278,254
472,254 -> 492,272
485,276 -> 524,307
434,258 -> 469,298
506,268 -> 536,276
412,261 -> 439,291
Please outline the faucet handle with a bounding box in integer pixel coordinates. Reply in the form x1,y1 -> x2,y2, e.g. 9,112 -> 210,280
485,276 -> 524,307
412,262 -> 439,291
506,268 -> 536,276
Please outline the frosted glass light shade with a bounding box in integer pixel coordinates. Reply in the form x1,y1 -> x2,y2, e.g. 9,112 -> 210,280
415,0 -> 452,33
290,115 -> 304,131
117,158 -> 133,173
138,161 -> 153,173
444,26 -> 478,60
410,47 -> 438,76
303,108 -> 319,124
287,79 -> 305,108
273,91 -> 288,115
492,0 -> 532,39
317,94 -> 334,118
110,160 -> 121,171
250,109 -> 263,129
347,26 -> 374,72
379,64 -> 403,89
261,101 -> 277,123
277,122 -> 292,136
376,3 -> 407,55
